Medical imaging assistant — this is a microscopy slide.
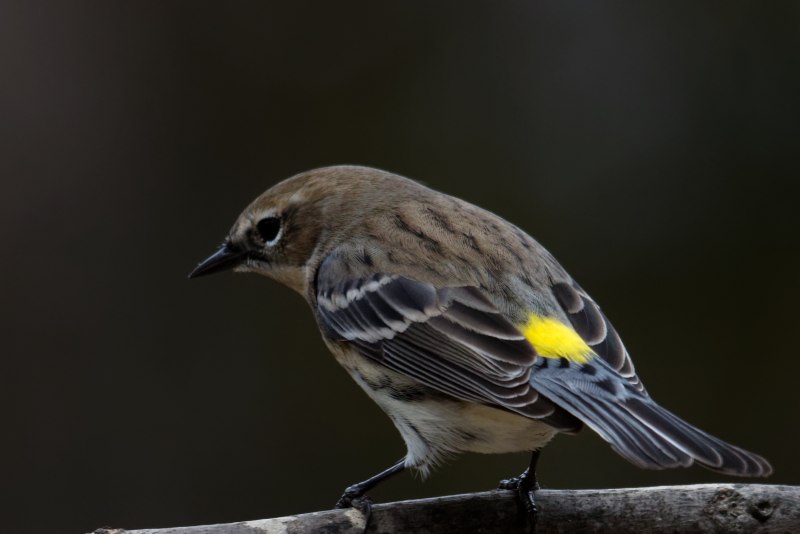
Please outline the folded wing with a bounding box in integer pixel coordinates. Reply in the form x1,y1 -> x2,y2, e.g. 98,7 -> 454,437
316,268 -> 578,430
315,256 -> 772,476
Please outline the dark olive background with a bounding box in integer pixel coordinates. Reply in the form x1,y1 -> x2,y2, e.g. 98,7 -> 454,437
2,2 -> 799,533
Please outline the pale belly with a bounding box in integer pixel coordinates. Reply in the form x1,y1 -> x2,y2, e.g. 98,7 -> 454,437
330,344 -> 558,475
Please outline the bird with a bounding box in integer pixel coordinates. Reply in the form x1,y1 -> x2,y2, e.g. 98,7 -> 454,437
189,165 -> 772,526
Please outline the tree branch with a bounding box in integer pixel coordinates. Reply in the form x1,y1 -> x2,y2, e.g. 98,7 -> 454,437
94,484 -> 799,534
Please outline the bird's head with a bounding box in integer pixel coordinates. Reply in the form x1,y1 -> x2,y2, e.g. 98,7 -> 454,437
188,165 -> 407,293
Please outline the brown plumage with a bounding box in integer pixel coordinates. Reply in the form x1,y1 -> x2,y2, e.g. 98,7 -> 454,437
190,165 -> 771,522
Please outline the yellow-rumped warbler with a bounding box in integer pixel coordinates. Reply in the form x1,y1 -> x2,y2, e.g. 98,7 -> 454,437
189,166 -> 771,523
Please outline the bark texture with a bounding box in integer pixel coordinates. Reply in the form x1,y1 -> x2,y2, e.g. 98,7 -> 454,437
92,483 -> 800,534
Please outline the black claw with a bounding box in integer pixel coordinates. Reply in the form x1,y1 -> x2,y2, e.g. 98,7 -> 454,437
498,467 -> 529,490
336,489 -> 373,534
335,483 -> 365,509
501,471 -> 538,530
518,482 -> 538,531
334,460 -> 406,533
498,451 -> 541,532
352,496 -> 373,525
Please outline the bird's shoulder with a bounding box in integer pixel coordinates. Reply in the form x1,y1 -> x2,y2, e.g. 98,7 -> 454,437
321,193 -> 566,305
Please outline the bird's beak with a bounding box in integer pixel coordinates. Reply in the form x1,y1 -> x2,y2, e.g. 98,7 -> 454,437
188,242 -> 246,279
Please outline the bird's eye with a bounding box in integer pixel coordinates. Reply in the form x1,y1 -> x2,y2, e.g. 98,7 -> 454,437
256,216 -> 282,245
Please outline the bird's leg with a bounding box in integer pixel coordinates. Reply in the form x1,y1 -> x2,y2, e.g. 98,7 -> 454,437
498,450 -> 541,530
335,459 -> 406,512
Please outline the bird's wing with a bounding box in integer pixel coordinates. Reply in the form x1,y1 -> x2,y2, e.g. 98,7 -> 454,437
315,258 -> 771,476
550,281 -> 645,393
315,266 -> 579,430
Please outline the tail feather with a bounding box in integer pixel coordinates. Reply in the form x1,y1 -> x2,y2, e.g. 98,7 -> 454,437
531,359 -> 772,477
542,379 -> 692,469
631,397 -> 772,476
622,396 -> 723,467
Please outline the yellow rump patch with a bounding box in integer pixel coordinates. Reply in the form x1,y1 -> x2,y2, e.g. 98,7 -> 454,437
521,314 -> 594,364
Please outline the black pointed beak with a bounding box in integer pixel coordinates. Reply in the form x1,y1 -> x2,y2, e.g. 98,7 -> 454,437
188,242 -> 247,279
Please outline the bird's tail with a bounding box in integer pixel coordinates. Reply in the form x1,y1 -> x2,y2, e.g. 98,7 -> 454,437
530,359 -> 772,477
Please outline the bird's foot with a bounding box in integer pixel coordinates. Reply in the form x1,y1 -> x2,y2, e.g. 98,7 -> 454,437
335,484 -> 372,510
498,467 -> 539,531
333,461 -> 405,533
335,485 -> 373,533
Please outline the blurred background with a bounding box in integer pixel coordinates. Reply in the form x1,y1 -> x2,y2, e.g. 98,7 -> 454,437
2,2 -> 799,533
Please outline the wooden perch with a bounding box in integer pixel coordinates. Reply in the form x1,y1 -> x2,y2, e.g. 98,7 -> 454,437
94,483 -> 799,534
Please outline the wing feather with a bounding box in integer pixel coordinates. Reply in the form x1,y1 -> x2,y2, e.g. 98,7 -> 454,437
317,267 -> 578,430
551,282 -> 644,391
315,257 -> 771,476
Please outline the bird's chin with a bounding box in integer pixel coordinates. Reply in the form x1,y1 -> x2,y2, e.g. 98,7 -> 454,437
234,259 -> 267,274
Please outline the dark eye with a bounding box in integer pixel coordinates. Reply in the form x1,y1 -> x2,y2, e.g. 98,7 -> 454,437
256,216 -> 282,244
